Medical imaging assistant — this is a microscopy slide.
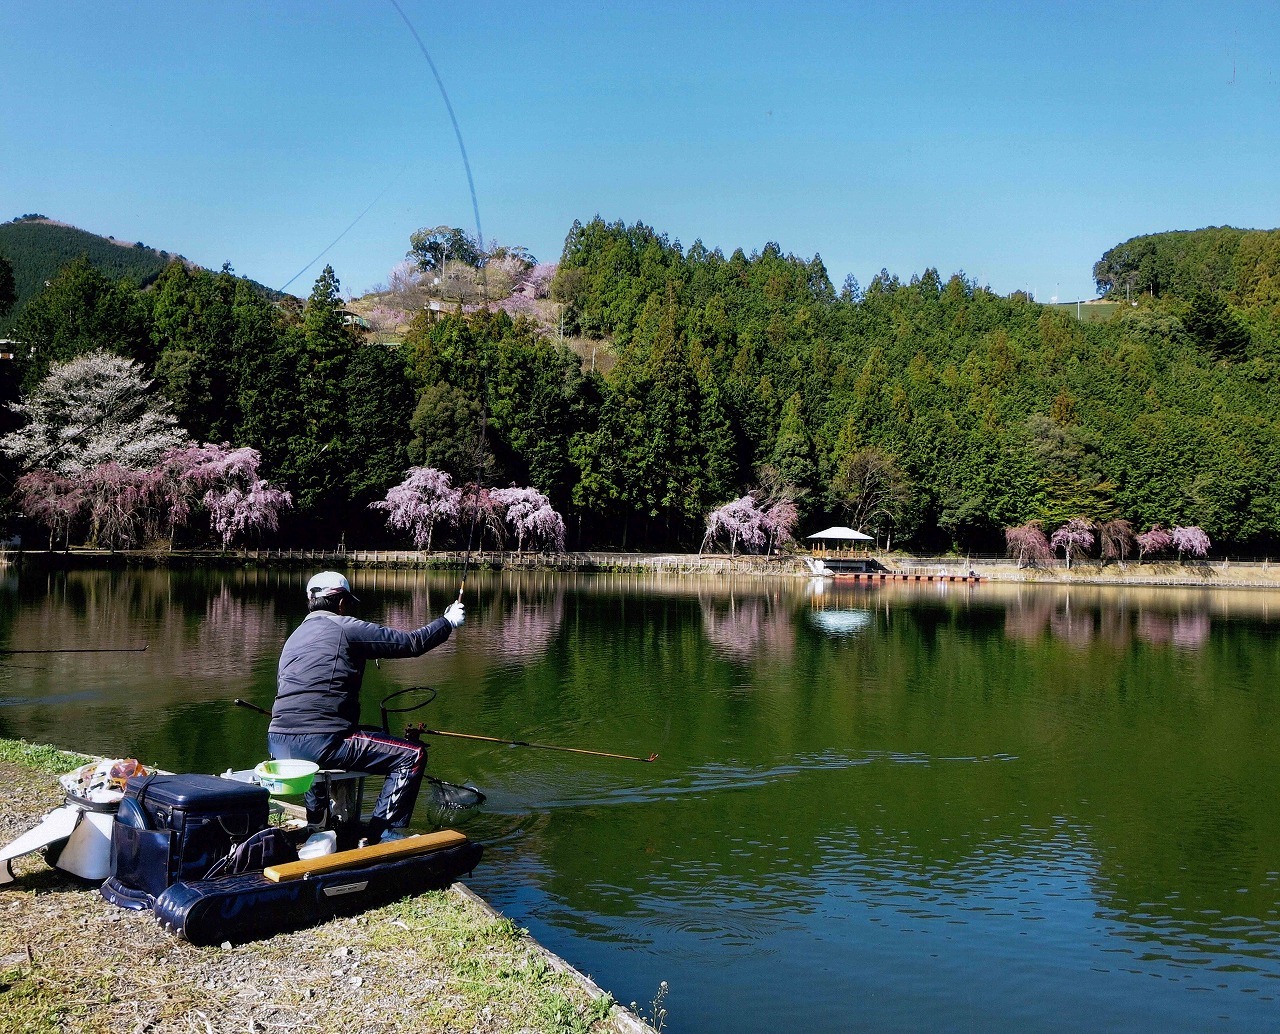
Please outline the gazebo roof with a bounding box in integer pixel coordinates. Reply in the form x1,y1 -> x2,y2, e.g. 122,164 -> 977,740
806,526 -> 874,542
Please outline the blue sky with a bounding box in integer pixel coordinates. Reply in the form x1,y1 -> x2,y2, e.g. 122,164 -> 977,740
2,1 -> 1277,302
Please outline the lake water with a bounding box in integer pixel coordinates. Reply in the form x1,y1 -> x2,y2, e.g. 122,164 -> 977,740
2,567 -> 1279,1033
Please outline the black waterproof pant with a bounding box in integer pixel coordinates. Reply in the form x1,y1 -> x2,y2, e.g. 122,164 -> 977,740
268,730 -> 426,830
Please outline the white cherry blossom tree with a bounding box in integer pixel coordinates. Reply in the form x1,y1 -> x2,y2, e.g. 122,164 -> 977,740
0,350 -> 188,475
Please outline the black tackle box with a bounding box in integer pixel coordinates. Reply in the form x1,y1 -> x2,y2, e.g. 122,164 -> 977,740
102,773 -> 270,910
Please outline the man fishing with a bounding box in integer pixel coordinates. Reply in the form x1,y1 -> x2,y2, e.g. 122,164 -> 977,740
268,571 -> 464,843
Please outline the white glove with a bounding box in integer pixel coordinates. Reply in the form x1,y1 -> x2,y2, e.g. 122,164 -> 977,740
444,601 -> 465,628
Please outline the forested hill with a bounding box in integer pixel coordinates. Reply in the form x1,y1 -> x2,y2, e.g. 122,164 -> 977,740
0,218 -> 177,333
4,215 -> 1280,555
0,217 -> 291,336
1094,226 -> 1280,310
543,218 -> 1280,552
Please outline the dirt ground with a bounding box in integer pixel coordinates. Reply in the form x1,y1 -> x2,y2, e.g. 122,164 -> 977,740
0,760 -> 647,1034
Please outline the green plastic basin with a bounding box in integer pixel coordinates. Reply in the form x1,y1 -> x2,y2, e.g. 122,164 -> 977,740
254,759 -> 319,795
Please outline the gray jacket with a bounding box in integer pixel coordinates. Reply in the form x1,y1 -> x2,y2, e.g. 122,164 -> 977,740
269,611 -> 452,735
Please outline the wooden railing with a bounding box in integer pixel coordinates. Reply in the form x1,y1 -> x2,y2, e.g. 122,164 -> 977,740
0,546 -> 810,577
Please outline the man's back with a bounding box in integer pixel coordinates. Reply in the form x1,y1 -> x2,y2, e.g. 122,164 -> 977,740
272,612 -> 362,735
271,611 -> 454,736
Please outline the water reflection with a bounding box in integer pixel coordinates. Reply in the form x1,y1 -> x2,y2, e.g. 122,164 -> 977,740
483,582 -> 565,662
5,568 -> 1280,1033
808,609 -> 873,637
1136,610 -> 1211,648
699,591 -> 794,664
1002,589 -> 1214,650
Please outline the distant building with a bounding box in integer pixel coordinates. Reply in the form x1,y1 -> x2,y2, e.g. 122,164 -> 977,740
337,310 -> 370,331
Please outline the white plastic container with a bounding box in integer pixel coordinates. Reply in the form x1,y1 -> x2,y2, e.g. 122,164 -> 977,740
297,830 -> 337,859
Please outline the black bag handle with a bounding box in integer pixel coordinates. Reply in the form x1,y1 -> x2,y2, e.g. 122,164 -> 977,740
130,772 -> 161,817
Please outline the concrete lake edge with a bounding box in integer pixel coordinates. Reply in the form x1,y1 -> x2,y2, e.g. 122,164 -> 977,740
6,544 -> 1280,592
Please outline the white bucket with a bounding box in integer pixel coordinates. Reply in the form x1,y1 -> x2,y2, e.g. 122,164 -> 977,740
55,809 -> 115,880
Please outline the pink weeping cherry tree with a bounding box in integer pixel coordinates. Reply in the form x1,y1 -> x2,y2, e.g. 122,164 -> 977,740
15,470 -> 85,550
1050,518 -> 1095,569
80,462 -> 160,550
701,496 -> 768,556
11,439 -> 290,551
1170,525 -> 1211,560
1004,522 -> 1053,568
490,486 -> 566,553
1136,525 -> 1173,562
205,477 -> 293,549
371,466 -> 462,552
162,443 -> 292,549
760,497 -> 800,555
458,485 -> 506,552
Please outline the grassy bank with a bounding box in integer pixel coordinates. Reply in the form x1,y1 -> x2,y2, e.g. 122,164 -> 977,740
0,739 -> 651,1034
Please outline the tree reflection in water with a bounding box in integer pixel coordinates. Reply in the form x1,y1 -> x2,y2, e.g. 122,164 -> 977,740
1004,590 -> 1212,650
486,584 -> 565,661
699,590 -> 794,664
1136,610 -> 1210,648
2,569 -> 289,682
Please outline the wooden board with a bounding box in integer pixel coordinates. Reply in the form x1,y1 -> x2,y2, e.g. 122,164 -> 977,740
264,829 -> 468,883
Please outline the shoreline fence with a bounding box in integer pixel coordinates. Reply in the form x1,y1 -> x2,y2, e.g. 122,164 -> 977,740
0,546 -> 810,577
5,547 -> 1280,589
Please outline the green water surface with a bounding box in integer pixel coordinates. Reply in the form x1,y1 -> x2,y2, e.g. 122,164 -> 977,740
2,567 -> 1278,1032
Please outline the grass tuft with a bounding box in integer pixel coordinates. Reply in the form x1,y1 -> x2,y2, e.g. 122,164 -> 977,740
0,965 -> 65,1034
0,739 -> 90,775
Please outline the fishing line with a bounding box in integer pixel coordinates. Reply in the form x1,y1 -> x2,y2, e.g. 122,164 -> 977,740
386,0 -> 491,601
387,0 -> 485,259
281,0 -> 490,298
273,2 -> 495,596
279,165 -> 409,293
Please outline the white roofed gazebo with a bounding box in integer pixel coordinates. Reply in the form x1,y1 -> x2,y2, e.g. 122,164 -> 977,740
807,526 -> 874,545
805,526 -> 875,574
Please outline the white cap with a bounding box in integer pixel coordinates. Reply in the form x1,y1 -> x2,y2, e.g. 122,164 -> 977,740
306,571 -> 359,602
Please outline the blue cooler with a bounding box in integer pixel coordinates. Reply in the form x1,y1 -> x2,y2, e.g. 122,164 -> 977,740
102,773 -> 269,910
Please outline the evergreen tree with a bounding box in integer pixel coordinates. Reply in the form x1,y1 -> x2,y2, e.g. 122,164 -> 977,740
1183,288 -> 1250,360
0,254 -> 14,318
769,393 -> 817,498
341,342 -> 417,506
287,266 -> 355,510
150,262 -> 280,442
12,257 -> 152,390
407,381 -> 488,482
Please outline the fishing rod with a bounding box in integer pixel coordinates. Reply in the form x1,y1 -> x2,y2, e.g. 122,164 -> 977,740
405,723 -> 659,764
0,645 -> 149,654
455,411 -> 489,604
233,698 -> 271,717
384,688 -> 656,762
279,0 -> 481,295
388,0 -> 492,606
